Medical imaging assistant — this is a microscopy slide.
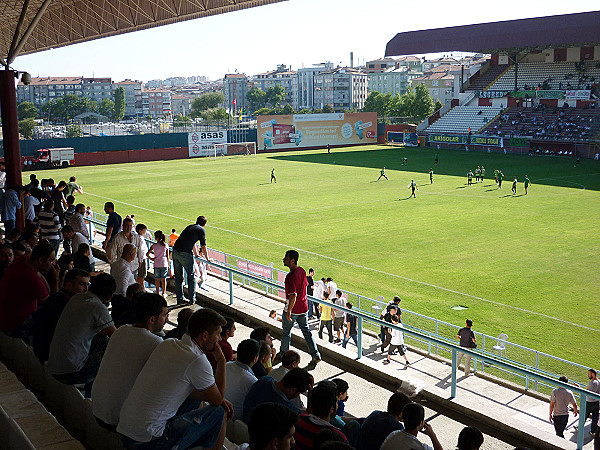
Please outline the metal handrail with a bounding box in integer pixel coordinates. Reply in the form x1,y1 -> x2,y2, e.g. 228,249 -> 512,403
86,216 -> 594,421
86,215 -> 591,385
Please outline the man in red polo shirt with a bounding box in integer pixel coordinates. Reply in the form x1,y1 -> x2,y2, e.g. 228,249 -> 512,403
279,250 -> 321,365
0,241 -> 59,339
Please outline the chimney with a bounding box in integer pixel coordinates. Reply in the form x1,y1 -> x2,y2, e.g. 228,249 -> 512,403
350,52 -> 354,68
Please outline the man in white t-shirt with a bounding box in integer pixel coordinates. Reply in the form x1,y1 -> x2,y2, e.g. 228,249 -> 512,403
326,277 -> 338,302
91,293 -> 168,429
312,277 -> 326,319
225,339 -> 260,421
117,308 -> 232,449
381,403 -> 442,450
110,244 -> 136,297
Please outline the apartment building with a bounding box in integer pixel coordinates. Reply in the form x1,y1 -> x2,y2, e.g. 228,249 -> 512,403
368,66 -> 423,96
297,62 -> 334,110
17,76 -> 112,106
314,68 -> 368,111
253,64 -> 299,109
142,88 -> 172,118
223,73 -> 249,112
114,79 -> 143,118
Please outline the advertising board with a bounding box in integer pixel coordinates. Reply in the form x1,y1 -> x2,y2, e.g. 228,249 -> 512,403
257,112 -> 377,150
188,130 -> 227,157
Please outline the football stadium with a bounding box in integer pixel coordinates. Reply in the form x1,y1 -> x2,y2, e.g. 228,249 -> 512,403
0,3 -> 599,450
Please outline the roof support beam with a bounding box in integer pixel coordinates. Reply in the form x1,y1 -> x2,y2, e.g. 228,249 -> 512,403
7,0 -> 31,63
8,0 -> 53,64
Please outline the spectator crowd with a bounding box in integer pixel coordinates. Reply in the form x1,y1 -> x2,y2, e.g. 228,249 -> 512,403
0,171 -> 598,450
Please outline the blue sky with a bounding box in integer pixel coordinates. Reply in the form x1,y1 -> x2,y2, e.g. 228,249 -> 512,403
14,0 -> 599,82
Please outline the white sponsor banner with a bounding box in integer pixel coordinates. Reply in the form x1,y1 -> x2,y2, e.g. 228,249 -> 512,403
565,90 -> 591,100
188,131 -> 227,157
293,113 -> 344,122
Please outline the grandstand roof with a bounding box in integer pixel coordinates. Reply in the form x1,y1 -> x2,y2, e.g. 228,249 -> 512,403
385,10 -> 600,57
1,0 -> 285,66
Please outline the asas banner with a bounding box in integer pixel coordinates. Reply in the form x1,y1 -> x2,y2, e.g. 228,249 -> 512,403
188,130 -> 226,157
257,112 -> 377,150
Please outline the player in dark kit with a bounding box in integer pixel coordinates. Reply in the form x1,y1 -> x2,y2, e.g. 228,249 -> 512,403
377,167 -> 388,181
524,176 -> 531,195
512,177 -> 517,195
271,168 -> 277,183
429,169 -> 433,184
409,180 -> 417,198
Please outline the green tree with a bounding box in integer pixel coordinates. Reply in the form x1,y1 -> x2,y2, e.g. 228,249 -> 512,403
254,107 -> 273,115
191,92 -> 225,116
411,83 -> 435,121
282,103 -> 295,115
174,114 -> 191,125
247,88 -> 266,112
17,102 -> 38,120
99,98 -> 115,120
18,118 -> 36,138
113,86 -> 125,121
211,108 -> 229,120
297,108 -> 311,114
265,85 -> 285,108
66,124 -> 82,137
86,99 -> 98,113
200,107 -> 231,122
322,104 -> 334,113
363,92 -> 394,117
57,94 -> 88,121
434,100 -> 443,111
388,89 -> 413,118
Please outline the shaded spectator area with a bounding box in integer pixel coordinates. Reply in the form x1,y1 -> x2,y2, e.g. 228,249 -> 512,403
483,107 -> 600,142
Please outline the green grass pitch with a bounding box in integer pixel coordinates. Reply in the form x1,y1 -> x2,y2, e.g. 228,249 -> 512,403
32,144 -> 600,379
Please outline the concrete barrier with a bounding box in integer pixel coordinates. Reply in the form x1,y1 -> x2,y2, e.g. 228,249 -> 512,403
0,334 -> 85,449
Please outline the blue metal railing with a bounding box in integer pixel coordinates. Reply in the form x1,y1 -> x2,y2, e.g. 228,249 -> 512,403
86,215 -> 593,430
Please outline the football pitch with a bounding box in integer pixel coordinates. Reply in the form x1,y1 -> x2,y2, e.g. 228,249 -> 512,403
34,144 -> 600,376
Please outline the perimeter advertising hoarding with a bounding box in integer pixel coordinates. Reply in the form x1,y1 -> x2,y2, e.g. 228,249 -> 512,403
257,112 -> 377,150
428,134 -> 503,147
188,131 -> 227,157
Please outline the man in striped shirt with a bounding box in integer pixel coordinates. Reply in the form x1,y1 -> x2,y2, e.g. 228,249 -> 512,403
37,199 -> 62,254
294,381 -> 347,450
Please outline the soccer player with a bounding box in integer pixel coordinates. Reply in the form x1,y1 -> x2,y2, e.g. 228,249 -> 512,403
494,168 -> 499,185
467,170 -> 473,186
429,169 -> 433,184
409,180 -> 417,198
481,166 -> 485,182
434,153 -> 439,165
402,157 -> 408,165
512,177 -> 517,195
271,168 -> 277,183
377,167 -> 388,181
524,176 -> 531,195
497,171 -> 503,189
475,166 -> 480,182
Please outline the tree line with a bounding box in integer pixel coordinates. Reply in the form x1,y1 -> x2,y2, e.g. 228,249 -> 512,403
17,82 -> 443,138
362,85 -> 443,122
17,87 -> 126,138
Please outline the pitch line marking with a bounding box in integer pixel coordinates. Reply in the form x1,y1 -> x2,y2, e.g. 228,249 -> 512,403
84,191 -> 600,333
111,167 -> 170,177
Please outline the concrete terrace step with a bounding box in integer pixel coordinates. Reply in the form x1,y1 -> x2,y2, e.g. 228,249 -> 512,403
188,273 -> 595,450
